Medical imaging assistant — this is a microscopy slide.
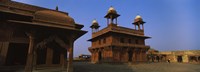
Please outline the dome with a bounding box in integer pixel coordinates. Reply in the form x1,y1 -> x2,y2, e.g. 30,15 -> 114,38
92,19 -> 99,26
107,6 -> 117,14
135,15 -> 142,19
134,15 -> 144,23
34,10 -> 75,25
90,19 -> 100,29
104,6 -> 120,19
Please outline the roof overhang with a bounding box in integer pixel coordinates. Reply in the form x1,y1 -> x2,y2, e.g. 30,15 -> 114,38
7,20 -> 87,40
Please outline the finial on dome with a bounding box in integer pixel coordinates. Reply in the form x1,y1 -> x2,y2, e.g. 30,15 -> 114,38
107,6 -> 117,14
108,6 -> 115,11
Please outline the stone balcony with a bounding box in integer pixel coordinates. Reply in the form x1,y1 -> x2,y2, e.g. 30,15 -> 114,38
92,24 -> 145,38
88,43 -> 150,49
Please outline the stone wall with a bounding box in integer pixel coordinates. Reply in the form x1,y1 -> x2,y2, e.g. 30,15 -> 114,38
159,50 -> 200,63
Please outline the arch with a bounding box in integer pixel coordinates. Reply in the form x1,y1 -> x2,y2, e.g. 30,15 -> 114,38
177,56 -> 183,62
5,43 -> 29,65
128,50 -> 133,62
36,48 -> 47,65
198,56 -> 200,62
98,51 -> 102,61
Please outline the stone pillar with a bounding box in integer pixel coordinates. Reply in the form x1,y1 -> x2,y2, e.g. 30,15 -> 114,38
46,48 -> 53,65
94,50 -> 98,62
116,18 -> 118,24
134,25 -> 136,30
33,49 -> 37,70
196,56 -> 198,62
141,49 -> 144,62
60,52 -> 65,70
140,49 -> 143,62
107,19 -> 109,25
25,33 -> 35,72
0,42 -> 9,65
60,52 -> 64,65
110,16 -> 113,24
91,52 -> 94,62
92,50 -> 96,63
0,42 -> 3,65
67,39 -> 73,72
132,49 -> 135,63
138,24 -> 141,30
142,24 -> 144,30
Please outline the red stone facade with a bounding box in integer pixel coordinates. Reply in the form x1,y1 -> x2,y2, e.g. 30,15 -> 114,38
88,7 -> 150,63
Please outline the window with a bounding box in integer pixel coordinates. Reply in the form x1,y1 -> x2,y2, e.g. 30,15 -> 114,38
103,38 -> 106,44
135,39 -> 139,44
128,39 -> 131,44
99,40 -> 101,45
120,38 -> 124,43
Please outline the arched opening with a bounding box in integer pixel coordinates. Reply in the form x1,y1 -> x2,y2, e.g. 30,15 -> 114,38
156,56 -> 160,62
6,43 -> 29,66
177,56 -> 183,62
52,47 -> 61,64
189,56 -> 197,62
36,48 -> 47,65
128,50 -> 133,62
98,51 -> 102,61
198,56 -> 200,62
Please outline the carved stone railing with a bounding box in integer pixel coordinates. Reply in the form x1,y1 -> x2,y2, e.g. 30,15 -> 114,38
88,43 -> 150,49
92,25 -> 144,38
92,26 -> 111,38
111,43 -> 150,49
112,26 -> 144,35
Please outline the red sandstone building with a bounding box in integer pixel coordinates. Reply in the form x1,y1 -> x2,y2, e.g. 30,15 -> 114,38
88,7 -> 151,63
0,0 -> 86,72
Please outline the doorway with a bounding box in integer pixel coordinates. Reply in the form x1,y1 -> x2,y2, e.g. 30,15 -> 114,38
128,50 -> 133,62
177,56 -> 183,62
52,48 -> 61,64
36,48 -> 47,65
98,51 -> 102,61
198,56 -> 200,62
6,43 -> 29,66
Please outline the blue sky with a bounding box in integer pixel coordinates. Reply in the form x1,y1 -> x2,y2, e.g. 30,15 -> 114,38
13,0 -> 200,57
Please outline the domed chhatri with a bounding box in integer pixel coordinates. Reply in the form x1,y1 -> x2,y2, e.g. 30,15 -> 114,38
34,10 -> 75,26
90,19 -> 100,29
133,15 -> 146,30
104,6 -> 120,25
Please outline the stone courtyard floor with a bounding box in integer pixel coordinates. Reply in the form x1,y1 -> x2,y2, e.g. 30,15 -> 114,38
1,62 -> 200,72
74,62 -> 200,72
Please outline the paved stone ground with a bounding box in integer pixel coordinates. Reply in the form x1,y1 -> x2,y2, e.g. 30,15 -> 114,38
74,62 -> 200,72
74,62 -> 133,72
130,63 -> 200,72
1,62 -> 200,72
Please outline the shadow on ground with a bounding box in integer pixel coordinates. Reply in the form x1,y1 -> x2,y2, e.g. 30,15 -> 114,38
74,62 -> 134,72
